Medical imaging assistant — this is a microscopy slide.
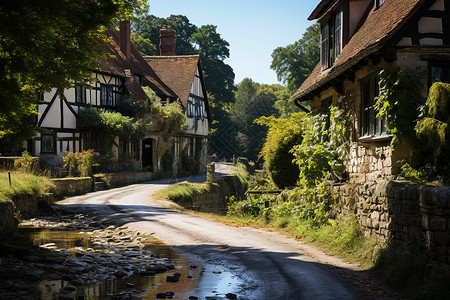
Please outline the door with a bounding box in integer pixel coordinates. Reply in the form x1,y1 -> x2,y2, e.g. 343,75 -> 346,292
142,138 -> 154,171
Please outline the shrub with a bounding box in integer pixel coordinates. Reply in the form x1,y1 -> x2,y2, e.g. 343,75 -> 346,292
256,113 -> 305,188
416,82 -> 450,176
63,149 -> 99,177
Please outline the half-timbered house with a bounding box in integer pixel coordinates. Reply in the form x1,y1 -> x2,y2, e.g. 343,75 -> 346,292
31,22 -> 210,174
143,27 -> 210,175
291,0 -> 450,183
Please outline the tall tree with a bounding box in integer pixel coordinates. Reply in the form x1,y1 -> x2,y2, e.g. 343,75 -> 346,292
0,0 -> 148,154
271,23 -> 320,91
133,14 -> 197,55
229,78 -> 278,161
131,32 -> 158,55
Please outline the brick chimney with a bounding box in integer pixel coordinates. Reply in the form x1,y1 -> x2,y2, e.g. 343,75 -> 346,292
159,26 -> 176,56
120,20 -> 131,59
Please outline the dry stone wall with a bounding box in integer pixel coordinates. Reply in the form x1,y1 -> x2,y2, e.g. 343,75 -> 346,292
333,181 -> 450,264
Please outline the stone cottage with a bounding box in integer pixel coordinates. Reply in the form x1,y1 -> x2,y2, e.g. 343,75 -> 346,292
291,0 -> 450,183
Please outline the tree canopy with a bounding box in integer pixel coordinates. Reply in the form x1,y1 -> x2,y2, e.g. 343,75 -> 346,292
0,0 -> 148,154
133,14 -> 198,55
271,23 -> 320,91
229,78 -> 279,161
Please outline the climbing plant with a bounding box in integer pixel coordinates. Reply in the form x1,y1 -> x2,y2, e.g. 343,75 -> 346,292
375,68 -> 426,144
142,87 -> 186,158
292,105 -> 351,188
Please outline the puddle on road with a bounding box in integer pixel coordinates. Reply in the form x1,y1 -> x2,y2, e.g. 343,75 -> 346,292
20,228 -> 250,299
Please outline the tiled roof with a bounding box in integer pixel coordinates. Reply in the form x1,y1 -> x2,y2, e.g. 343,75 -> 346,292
97,27 -> 177,100
143,55 -> 201,107
291,0 -> 424,101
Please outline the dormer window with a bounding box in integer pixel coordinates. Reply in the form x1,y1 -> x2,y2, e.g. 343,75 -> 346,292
321,7 -> 343,70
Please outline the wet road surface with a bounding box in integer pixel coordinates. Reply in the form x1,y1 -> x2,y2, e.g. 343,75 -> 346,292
56,164 -> 369,299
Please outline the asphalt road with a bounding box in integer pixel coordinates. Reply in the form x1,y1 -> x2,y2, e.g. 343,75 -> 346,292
56,164 -> 374,299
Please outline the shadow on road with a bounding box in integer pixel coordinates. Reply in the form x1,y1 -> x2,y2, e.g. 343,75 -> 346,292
54,202 -> 395,300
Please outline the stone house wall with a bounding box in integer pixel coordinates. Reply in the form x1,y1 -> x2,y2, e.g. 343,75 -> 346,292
307,53 -> 435,184
333,181 -> 450,264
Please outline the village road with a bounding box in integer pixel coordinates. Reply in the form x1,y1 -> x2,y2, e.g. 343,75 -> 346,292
56,163 -> 369,299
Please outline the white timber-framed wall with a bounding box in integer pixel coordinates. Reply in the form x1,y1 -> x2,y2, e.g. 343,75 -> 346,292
31,72 -> 125,165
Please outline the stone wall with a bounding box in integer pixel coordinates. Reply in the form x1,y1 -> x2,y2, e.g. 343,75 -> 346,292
95,172 -> 152,188
333,180 -> 450,264
175,174 -> 247,214
51,177 -> 94,197
0,201 -> 17,235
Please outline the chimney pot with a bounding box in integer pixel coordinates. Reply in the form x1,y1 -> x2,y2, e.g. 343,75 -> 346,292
159,27 -> 176,56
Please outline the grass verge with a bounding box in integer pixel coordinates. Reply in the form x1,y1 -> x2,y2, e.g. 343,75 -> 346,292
153,182 -> 211,204
0,171 -> 54,202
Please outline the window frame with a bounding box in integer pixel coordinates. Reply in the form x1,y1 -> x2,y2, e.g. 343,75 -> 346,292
428,62 -> 450,87
320,7 -> 343,70
100,84 -> 114,106
360,73 -> 387,139
75,83 -> 86,104
41,133 -> 56,154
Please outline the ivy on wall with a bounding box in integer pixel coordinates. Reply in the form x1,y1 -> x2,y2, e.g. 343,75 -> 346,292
375,68 -> 426,144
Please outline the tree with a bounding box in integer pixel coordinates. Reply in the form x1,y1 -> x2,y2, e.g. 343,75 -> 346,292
131,32 -> 158,55
133,14 -> 198,55
229,79 -> 278,161
0,0 -> 148,154
271,23 -> 320,91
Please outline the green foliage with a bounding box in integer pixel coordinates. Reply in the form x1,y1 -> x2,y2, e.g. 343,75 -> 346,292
63,151 -> 78,177
16,151 -> 37,173
153,182 -> 210,205
63,150 -> 99,177
271,24 -> 320,91
256,113 -> 305,188
0,0 -> 148,150
0,171 -> 54,202
400,162 -> 439,184
292,105 -> 351,188
416,82 -> 450,176
229,78 -> 279,161
130,32 -> 157,55
133,14 -> 198,55
376,68 -> 426,144
151,100 -> 186,158
77,107 -> 146,155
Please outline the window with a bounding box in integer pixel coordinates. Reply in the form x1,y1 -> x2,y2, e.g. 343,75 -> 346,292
75,84 -> 86,103
100,84 -> 113,106
36,93 -> 44,101
361,73 -> 386,138
321,8 -> 343,69
187,100 -> 194,117
429,63 -> 450,86
41,133 -> 56,154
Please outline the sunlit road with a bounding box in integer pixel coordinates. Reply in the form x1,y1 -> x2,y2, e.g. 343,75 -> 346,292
56,163 -> 370,299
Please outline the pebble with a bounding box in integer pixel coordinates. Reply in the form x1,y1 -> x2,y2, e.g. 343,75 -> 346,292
0,213 -> 180,300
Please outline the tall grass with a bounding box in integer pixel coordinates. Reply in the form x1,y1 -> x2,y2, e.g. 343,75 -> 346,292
0,171 -> 54,202
153,182 -> 210,204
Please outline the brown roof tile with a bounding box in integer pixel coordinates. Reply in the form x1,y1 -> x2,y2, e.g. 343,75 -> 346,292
143,55 -> 201,107
97,27 -> 177,100
291,0 -> 424,101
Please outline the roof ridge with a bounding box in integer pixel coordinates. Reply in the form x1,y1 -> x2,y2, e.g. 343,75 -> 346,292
143,54 -> 200,59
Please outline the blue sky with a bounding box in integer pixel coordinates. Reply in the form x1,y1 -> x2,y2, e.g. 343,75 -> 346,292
149,1 -> 320,85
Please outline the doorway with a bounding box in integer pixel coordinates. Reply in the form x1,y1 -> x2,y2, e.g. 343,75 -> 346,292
142,138 -> 154,171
